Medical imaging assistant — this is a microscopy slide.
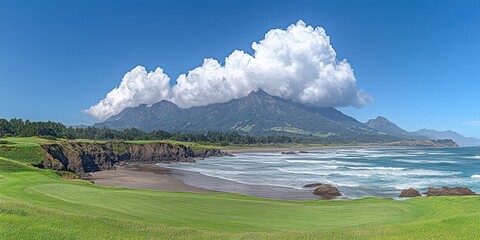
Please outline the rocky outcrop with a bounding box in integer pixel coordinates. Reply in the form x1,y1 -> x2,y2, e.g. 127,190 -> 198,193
399,188 -> 421,198
41,141 -> 226,175
313,184 -> 341,199
281,151 -> 296,155
195,149 -> 230,158
303,183 -> 323,188
425,187 -> 476,196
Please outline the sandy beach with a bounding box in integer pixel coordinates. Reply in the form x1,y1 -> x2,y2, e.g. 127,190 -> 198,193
91,163 -> 315,200
91,165 -> 215,193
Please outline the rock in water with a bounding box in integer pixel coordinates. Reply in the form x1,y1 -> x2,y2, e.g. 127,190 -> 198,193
281,151 -> 297,155
303,183 -> 323,188
313,185 -> 341,199
399,188 -> 421,198
425,187 -> 476,196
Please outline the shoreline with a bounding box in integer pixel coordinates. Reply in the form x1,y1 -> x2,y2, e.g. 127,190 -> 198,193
91,165 -> 216,194
90,147 -> 475,201
91,163 -> 317,200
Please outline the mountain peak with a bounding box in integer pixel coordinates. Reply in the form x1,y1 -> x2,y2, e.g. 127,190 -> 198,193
374,116 -> 389,122
247,88 -> 270,98
150,100 -> 181,114
95,91 -> 402,143
367,116 -> 398,127
366,116 -> 414,137
152,99 -> 178,107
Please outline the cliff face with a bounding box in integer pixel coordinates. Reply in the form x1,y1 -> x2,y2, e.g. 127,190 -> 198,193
40,141 -> 225,175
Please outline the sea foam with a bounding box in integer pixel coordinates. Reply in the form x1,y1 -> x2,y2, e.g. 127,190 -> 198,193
159,147 -> 480,199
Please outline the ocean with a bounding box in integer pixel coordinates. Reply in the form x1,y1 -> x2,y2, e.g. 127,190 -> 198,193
158,147 -> 480,199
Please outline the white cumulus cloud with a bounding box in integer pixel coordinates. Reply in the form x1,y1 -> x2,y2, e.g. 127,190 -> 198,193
83,66 -> 171,120
84,20 -> 372,120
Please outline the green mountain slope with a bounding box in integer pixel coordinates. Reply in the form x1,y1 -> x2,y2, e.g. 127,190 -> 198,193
366,116 -> 427,140
95,89 -> 400,142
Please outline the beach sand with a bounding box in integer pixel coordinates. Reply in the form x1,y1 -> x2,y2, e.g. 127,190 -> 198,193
91,165 -> 215,193
91,163 -> 315,200
90,148 -> 347,200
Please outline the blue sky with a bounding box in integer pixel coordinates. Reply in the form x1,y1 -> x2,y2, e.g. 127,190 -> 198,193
1,0 -> 479,137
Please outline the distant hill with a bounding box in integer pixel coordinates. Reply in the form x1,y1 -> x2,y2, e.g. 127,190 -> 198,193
365,116 -> 427,140
95,89 -> 400,143
414,129 -> 480,147
365,116 -> 480,147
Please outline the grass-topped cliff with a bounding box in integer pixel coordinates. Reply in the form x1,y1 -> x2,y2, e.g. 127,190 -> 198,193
1,137 -> 225,175
0,137 -> 478,239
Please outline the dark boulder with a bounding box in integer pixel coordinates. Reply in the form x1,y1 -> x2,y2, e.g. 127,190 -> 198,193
399,188 -> 421,198
195,149 -> 230,158
303,183 -> 323,188
299,151 -> 309,153
425,187 -> 476,196
281,151 -> 296,155
313,184 -> 341,199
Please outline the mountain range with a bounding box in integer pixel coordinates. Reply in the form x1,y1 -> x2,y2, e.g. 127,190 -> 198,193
95,89 -> 480,146
95,89 -> 400,143
366,116 -> 480,147
413,129 -> 480,147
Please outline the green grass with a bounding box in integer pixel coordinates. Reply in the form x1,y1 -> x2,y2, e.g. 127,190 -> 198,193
0,139 -> 480,239
0,145 -> 45,165
0,140 -> 14,145
69,138 -> 222,152
126,139 -> 224,152
271,126 -> 312,135
271,127 -> 337,138
1,136 -> 57,146
235,124 -> 254,133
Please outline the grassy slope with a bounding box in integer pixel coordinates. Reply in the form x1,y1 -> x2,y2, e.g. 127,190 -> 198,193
0,138 -> 480,239
0,137 -> 47,165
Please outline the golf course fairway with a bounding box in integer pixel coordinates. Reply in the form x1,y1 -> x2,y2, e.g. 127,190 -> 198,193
0,142 -> 479,239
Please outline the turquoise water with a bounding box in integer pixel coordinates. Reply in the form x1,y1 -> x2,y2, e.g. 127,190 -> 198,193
159,147 -> 480,198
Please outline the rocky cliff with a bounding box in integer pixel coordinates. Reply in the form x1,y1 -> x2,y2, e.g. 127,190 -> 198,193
40,141 -> 226,175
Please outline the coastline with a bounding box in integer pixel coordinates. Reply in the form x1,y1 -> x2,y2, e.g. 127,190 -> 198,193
89,146 -> 423,200
91,165 -> 216,193
91,163 -> 316,200
90,146 -> 473,200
